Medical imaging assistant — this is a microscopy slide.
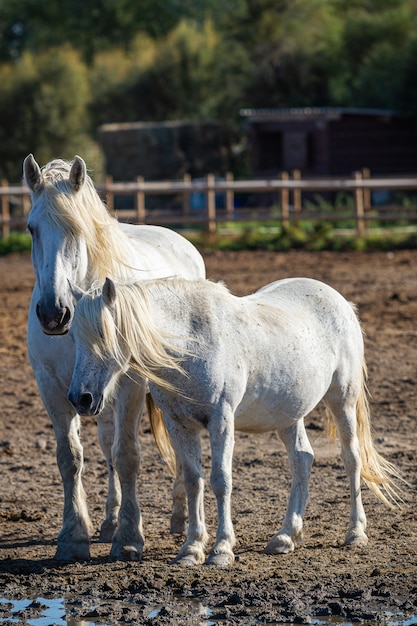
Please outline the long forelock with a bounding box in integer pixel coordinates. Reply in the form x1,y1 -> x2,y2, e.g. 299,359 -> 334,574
38,160 -> 135,281
76,283 -> 185,391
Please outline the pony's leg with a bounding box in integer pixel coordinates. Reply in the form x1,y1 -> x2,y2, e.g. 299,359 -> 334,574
170,452 -> 188,534
325,398 -> 368,547
96,407 -> 121,542
165,420 -> 208,566
206,415 -> 236,567
36,371 -> 93,560
109,374 -> 145,561
265,420 -> 314,555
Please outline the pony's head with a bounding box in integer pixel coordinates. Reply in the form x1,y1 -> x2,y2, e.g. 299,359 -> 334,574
68,278 -> 185,416
24,154 -> 131,335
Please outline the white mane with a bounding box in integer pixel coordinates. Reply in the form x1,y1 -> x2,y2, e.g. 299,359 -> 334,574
39,159 -> 137,282
74,281 -> 189,390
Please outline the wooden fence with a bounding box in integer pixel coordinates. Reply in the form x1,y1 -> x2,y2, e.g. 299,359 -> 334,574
1,169 -> 417,237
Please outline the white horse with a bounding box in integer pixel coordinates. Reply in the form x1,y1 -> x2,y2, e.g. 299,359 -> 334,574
24,154 -> 205,561
67,275 -> 402,567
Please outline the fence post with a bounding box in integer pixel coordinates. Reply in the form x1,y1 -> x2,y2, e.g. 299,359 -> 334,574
354,171 -> 365,237
135,176 -> 145,223
292,169 -> 302,213
183,173 -> 191,216
226,172 -> 234,218
105,175 -> 114,214
1,180 -> 10,237
362,167 -> 371,212
280,171 -> 290,228
22,190 -> 31,217
206,173 -> 216,234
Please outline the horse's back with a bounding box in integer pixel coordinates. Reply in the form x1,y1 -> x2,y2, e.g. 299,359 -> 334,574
120,224 -> 206,280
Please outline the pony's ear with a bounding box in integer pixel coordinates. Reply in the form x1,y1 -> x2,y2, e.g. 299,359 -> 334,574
69,155 -> 86,192
102,278 -> 116,307
23,154 -> 43,194
67,280 -> 86,303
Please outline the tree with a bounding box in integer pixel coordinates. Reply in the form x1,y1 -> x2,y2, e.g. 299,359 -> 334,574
0,47 -> 91,180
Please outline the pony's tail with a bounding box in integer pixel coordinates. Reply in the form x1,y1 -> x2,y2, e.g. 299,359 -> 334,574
327,359 -> 404,508
146,393 -> 176,476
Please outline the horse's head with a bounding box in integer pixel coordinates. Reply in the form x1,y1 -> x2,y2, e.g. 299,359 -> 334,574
24,154 -> 90,334
68,278 -> 129,416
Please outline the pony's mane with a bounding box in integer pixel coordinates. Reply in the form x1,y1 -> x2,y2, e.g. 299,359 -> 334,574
39,159 -> 135,281
74,281 -> 186,391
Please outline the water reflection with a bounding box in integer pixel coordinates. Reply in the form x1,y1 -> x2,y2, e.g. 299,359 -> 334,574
0,596 -> 415,626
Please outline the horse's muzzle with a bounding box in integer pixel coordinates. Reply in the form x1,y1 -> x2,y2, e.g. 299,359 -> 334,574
68,389 -> 103,417
36,303 -> 72,335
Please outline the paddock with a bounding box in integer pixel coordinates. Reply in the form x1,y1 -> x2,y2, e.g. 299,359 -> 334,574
0,248 -> 415,624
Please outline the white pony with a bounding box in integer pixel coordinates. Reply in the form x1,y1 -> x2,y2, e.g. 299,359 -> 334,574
68,275 -> 402,567
24,154 -> 205,561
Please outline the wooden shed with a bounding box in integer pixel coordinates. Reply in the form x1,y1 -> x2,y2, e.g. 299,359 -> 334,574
97,120 -> 228,181
240,107 -> 417,177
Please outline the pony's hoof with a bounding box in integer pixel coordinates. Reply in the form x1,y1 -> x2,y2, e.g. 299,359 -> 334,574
110,544 -> 143,561
345,529 -> 368,548
206,551 -> 234,568
55,541 -> 91,561
264,533 -> 295,554
172,549 -> 205,566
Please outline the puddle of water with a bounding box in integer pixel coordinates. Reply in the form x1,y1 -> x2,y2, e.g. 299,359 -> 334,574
0,597 -> 94,626
0,596 -> 415,626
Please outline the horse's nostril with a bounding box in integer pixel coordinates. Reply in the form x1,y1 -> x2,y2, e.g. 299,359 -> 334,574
61,307 -> 71,327
78,392 -> 94,413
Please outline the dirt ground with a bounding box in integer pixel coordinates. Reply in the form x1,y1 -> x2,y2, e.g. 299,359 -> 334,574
0,248 -> 416,625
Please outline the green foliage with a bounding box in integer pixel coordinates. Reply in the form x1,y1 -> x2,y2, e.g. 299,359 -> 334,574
0,0 -> 416,181
0,47 -> 93,181
0,233 -> 31,255
187,221 -> 417,252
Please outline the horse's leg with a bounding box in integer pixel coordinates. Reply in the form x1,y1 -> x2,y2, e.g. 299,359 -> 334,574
36,371 -> 93,560
265,420 -> 314,555
206,413 -> 236,567
109,373 -> 145,561
325,397 -> 368,547
96,407 -> 121,542
165,420 -> 208,566
170,452 -> 188,534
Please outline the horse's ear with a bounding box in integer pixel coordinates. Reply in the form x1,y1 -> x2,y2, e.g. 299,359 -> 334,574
68,280 -> 86,303
23,154 -> 43,194
102,278 -> 116,307
69,155 -> 86,192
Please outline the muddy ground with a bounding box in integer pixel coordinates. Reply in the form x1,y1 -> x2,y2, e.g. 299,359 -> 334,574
0,249 -> 416,625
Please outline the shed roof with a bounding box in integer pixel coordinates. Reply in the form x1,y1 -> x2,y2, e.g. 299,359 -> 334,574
239,107 -> 401,122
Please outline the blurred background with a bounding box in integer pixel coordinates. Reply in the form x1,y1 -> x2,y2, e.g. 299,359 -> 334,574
0,0 -> 417,183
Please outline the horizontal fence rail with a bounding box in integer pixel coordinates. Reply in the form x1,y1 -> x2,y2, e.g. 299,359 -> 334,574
1,170 -> 417,237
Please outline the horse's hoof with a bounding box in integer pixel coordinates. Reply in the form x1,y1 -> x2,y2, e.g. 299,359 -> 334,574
206,551 -> 234,568
170,519 -> 188,535
55,541 -> 91,561
264,533 -> 295,555
110,544 -> 143,561
344,529 -> 368,548
99,521 -> 116,543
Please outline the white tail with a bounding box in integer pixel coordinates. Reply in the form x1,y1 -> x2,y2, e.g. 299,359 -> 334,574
146,393 -> 176,476
327,360 -> 404,508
